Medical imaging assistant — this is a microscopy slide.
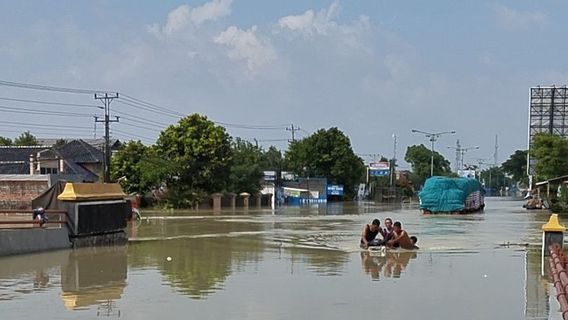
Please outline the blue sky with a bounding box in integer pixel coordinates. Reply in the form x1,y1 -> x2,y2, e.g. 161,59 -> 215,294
1,0 -> 567,169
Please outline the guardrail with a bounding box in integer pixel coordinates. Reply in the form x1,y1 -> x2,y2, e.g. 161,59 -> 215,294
0,210 -> 68,229
548,244 -> 568,320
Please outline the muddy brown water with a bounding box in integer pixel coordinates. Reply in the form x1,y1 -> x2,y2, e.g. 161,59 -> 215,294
0,198 -> 561,319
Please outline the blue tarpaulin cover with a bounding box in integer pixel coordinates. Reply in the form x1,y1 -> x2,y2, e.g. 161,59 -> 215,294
418,176 -> 483,212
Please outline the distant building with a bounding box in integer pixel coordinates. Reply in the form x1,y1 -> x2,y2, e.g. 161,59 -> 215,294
0,140 -> 106,209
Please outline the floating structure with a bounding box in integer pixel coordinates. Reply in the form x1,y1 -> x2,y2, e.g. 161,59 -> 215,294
418,176 -> 485,214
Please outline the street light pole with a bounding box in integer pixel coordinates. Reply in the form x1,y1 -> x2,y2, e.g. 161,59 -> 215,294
411,129 -> 456,177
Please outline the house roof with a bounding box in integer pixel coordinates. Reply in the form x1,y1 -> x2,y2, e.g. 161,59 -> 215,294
0,146 -> 51,162
0,140 -> 102,179
62,160 -> 99,182
0,162 -> 29,174
37,138 -> 121,149
54,140 -> 104,164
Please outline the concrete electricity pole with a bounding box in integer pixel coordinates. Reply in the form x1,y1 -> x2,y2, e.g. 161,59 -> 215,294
94,92 -> 119,183
286,124 -> 300,142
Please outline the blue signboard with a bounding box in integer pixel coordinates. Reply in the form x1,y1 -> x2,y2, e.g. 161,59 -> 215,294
369,162 -> 390,177
327,184 -> 344,196
369,169 -> 389,177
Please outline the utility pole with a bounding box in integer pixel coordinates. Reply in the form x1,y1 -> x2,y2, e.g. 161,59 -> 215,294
286,124 -> 300,142
390,134 -> 397,186
93,116 -> 97,139
94,92 -> 119,183
493,134 -> 499,167
453,139 -> 461,172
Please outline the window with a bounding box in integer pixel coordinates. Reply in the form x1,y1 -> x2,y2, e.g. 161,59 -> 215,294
40,167 -> 58,174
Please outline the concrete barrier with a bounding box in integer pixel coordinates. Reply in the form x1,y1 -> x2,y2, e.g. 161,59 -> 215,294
0,228 -> 70,256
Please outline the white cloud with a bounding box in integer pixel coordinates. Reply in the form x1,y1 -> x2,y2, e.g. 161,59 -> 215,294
149,0 -> 233,37
278,1 -> 340,35
191,0 -> 232,26
162,4 -> 191,36
493,5 -> 548,31
214,25 -> 276,72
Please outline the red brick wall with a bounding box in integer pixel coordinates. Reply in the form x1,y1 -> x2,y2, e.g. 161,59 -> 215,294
0,180 -> 49,210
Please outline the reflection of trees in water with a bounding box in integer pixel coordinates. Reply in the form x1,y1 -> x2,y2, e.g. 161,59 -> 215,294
361,251 -> 417,280
128,216 -> 268,299
132,236 -> 264,299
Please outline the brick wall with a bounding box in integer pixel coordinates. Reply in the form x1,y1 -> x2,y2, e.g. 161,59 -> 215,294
0,180 -> 49,210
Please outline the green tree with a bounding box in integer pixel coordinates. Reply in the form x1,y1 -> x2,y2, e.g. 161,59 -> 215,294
54,139 -> 68,147
14,131 -> 37,146
226,138 -> 264,194
0,136 -> 12,146
156,114 -> 232,208
404,144 -> 452,186
501,150 -> 527,185
111,140 -> 163,194
532,133 -> 568,180
260,146 -> 283,171
284,127 -> 365,198
480,166 -> 511,194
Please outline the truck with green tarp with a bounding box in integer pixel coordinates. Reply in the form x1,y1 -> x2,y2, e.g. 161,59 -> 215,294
418,176 -> 485,214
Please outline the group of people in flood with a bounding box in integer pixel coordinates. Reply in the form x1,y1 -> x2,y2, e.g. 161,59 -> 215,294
360,217 -> 418,250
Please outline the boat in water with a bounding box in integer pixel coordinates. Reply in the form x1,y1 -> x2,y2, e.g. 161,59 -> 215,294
418,176 -> 485,214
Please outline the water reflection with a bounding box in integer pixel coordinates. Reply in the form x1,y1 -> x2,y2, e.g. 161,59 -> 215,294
0,199 -> 562,319
360,251 -> 417,280
60,246 -> 127,313
130,236 -> 264,299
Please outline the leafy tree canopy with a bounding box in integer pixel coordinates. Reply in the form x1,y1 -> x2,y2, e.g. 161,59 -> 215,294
404,144 -> 452,186
260,146 -> 283,171
532,133 -> 568,181
155,114 -> 232,207
226,138 -> 264,194
0,136 -> 12,146
14,131 -> 37,146
284,127 -> 365,198
111,140 -> 161,194
501,150 -> 527,184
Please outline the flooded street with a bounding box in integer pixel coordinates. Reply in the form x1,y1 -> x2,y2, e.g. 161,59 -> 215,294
0,198 -> 560,319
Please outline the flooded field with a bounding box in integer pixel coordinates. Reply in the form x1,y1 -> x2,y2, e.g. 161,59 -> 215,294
0,198 -> 561,319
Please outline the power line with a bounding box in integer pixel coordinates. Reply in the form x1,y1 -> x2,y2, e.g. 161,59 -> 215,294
0,120 -> 90,130
0,96 -> 102,109
120,120 -> 162,133
0,104 -> 94,117
0,79 -> 103,94
113,110 -> 171,128
116,99 -> 182,119
112,128 -> 155,142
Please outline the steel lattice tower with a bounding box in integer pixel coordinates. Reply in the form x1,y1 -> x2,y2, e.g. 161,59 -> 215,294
528,86 -> 568,176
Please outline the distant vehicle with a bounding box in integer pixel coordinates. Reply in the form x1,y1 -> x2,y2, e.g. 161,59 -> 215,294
418,176 -> 485,214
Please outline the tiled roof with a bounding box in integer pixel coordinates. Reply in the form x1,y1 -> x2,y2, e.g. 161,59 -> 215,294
0,162 -> 29,174
37,138 -> 120,149
0,140 -> 102,178
63,160 -> 99,182
55,140 -> 104,163
0,146 -> 51,162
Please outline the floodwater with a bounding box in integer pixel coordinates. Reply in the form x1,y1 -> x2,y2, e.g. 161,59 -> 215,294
0,198 -> 561,319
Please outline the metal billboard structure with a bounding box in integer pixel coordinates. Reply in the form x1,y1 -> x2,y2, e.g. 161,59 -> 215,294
528,86 -> 568,179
